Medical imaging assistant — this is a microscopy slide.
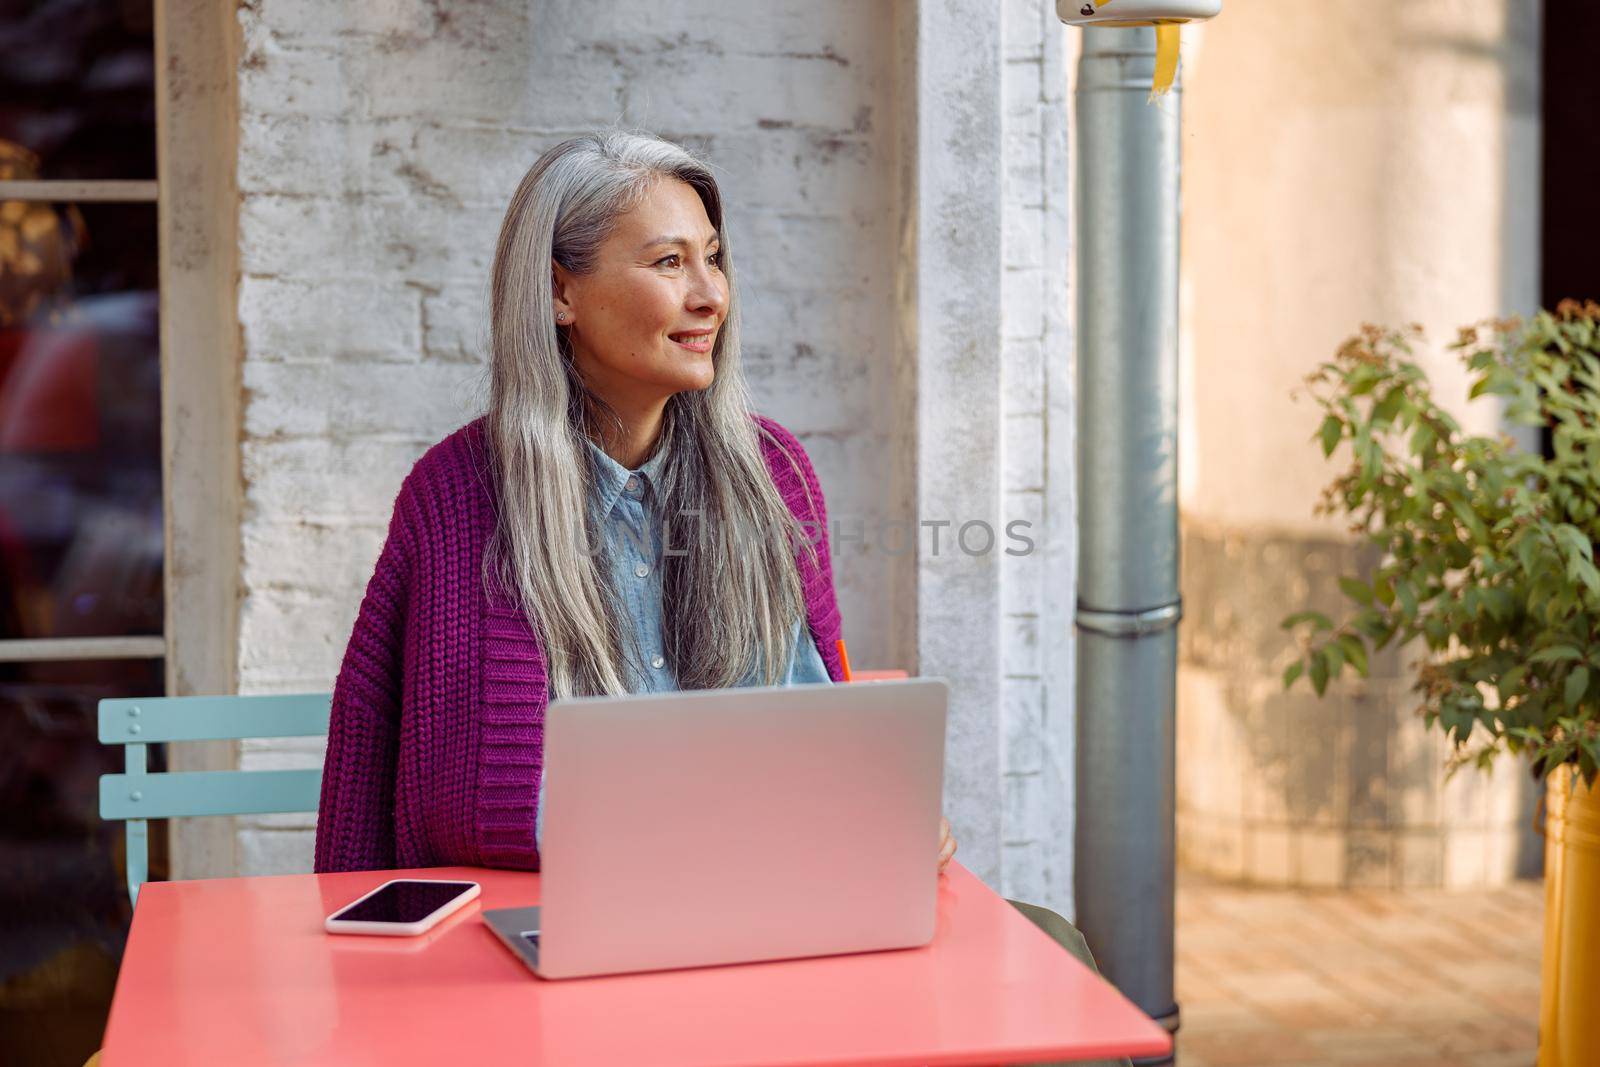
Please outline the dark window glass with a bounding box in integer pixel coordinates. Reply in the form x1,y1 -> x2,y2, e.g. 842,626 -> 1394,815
0,657 -> 165,1067
1539,0 -> 1600,461
1542,0 -> 1600,311
0,4 -> 161,1065
0,201 -> 162,641
0,0 -> 157,181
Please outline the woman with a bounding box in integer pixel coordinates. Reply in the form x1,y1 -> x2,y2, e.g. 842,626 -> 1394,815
312,129 -> 955,874
312,129 -> 1128,1067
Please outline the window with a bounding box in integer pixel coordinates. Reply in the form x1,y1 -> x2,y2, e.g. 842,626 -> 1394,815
0,3 -> 165,1064
1542,0 -> 1600,312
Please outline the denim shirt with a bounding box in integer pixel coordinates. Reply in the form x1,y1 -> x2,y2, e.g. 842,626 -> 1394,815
535,435 -> 832,851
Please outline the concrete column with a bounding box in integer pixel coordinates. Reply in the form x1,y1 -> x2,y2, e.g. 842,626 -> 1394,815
1176,0 -> 1542,888
904,0 -> 1006,884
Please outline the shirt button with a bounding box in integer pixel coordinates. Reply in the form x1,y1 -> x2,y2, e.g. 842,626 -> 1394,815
634,563 -> 650,578
650,655 -> 665,669
624,476 -> 640,493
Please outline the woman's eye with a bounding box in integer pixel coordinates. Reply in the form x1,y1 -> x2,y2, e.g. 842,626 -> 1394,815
655,252 -> 722,270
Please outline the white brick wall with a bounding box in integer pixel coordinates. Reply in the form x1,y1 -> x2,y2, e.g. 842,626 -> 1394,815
229,0 -> 1077,897
999,0 -> 1076,916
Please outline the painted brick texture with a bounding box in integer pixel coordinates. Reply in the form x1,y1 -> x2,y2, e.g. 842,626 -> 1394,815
998,0 -> 1076,915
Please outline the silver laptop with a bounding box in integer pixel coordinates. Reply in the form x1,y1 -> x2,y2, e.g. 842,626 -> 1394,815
482,677 -> 948,979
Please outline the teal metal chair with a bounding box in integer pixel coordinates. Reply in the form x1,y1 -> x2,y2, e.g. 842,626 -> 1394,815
98,693 -> 332,905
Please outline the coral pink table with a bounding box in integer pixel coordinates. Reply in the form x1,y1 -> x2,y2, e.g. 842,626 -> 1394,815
102,862 -> 1171,1066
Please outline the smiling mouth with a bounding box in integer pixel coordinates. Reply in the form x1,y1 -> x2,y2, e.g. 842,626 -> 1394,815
669,331 -> 716,352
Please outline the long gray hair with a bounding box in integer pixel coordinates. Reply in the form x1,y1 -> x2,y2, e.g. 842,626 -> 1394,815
486,129 -> 817,699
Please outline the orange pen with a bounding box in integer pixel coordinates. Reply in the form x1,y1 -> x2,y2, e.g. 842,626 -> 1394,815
836,638 -> 854,682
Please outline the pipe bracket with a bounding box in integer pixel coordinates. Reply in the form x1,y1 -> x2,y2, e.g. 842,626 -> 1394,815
1075,599 -> 1183,637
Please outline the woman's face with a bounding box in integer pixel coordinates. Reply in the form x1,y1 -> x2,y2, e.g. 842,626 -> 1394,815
553,177 -> 729,413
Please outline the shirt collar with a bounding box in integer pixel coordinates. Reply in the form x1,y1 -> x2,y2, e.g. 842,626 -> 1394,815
583,435 -> 669,518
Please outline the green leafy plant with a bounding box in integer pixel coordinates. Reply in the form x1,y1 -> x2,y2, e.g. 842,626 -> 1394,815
1282,302 -> 1600,787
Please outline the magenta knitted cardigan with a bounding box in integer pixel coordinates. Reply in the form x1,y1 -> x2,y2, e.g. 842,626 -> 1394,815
312,414 -> 846,874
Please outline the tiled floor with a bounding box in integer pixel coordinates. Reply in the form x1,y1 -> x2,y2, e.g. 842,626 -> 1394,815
1174,876 -> 1544,1067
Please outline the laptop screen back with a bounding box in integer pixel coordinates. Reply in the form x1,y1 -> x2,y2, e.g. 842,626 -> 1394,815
535,678 -> 948,978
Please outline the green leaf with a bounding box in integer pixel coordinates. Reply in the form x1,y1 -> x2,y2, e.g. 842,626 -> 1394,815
1281,611 -> 1335,632
1530,645 -> 1583,664
1353,610 -> 1389,641
1514,530 -> 1540,578
1358,437 -> 1383,485
1337,577 -> 1375,606
1488,587 -> 1516,622
1319,415 -> 1343,457
1372,621 -> 1400,650
1448,497 -> 1488,544
1409,422 -> 1436,458
1338,634 -> 1370,677
1395,579 -> 1418,618
1498,665 -> 1527,703
1567,665 -> 1591,709
1579,560 -> 1600,598
1348,371 -> 1381,398
1282,660 -> 1305,690
1310,651 -> 1330,696
1371,388 -> 1407,427
1555,524 -> 1594,564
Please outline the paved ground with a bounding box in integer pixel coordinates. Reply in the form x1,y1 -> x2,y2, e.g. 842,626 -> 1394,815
1173,876 -> 1544,1067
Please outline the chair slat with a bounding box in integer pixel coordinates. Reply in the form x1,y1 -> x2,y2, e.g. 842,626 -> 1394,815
100,769 -> 323,820
98,693 -> 331,744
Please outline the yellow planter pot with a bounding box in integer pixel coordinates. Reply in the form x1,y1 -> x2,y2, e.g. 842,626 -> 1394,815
1540,764 -> 1600,1067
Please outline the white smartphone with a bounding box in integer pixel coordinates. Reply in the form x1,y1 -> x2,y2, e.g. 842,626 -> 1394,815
323,879 -> 481,936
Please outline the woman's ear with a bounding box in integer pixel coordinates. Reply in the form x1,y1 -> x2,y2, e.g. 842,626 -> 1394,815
551,260 -> 576,325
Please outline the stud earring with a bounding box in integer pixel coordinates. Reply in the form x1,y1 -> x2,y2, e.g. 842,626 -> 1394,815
556,311 -> 569,324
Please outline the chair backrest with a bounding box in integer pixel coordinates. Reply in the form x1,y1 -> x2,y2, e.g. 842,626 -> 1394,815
98,693 -> 332,905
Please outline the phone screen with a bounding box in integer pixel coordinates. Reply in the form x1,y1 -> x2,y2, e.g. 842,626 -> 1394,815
331,880 -> 476,924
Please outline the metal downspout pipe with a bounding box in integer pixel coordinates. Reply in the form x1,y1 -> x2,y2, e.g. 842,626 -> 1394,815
1073,26 -> 1182,1063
